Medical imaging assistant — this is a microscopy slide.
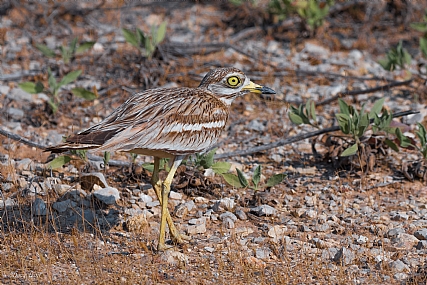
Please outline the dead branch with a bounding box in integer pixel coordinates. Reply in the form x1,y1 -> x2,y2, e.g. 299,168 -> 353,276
214,110 -> 419,159
317,79 -> 413,106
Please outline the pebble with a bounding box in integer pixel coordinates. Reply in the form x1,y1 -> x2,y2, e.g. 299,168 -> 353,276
250,205 -> 277,216
93,187 -> 120,205
235,208 -> 247,220
32,198 -> 47,216
255,247 -> 272,260
333,247 -> 355,265
414,228 -> 427,240
52,199 -> 77,213
386,227 -> 405,238
160,250 -> 188,266
268,225 -> 288,243
391,233 -> 419,250
390,259 -> 410,273
416,240 -> 427,249
0,198 -> 16,209
169,191 -> 182,200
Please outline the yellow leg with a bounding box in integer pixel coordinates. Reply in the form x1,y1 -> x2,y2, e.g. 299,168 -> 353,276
154,157 -> 189,251
151,157 -> 189,246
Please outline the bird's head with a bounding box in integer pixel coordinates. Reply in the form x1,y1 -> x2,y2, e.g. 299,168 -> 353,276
198,67 -> 276,104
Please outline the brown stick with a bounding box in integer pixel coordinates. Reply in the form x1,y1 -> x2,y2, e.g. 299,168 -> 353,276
317,79 -> 413,106
214,110 -> 419,159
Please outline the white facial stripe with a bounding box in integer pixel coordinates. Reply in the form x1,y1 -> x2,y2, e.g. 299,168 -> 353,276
163,121 -> 226,133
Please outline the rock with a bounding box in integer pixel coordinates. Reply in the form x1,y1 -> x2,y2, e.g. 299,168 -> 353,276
0,85 -> 10,95
386,228 -> 405,238
244,256 -> 266,269
146,200 -> 160,208
8,87 -> 32,101
391,212 -> 409,221
356,235 -> 368,245
219,211 -> 238,222
393,273 -> 408,281
268,225 -> 288,243
322,248 -> 339,261
333,247 -> 355,265
186,223 -> 207,235
304,195 -> 317,207
416,240 -> 427,250
213,198 -> 235,211
255,247 -> 271,260
15,158 -> 33,171
52,199 -> 77,213
304,42 -> 330,55
302,209 -> 317,219
298,225 -> 311,232
6,107 -> 24,120
414,228 -> 427,240
235,208 -> 247,220
311,238 -> 327,249
93,187 -> 120,205
52,184 -> 72,196
194,197 -> 209,204
250,205 -> 277,216
188,217 -> 206,225
169,191 -> 182,200
391,233 -> 419,250
204,247 -> 215,253
390,259 -> 410,273
220,212 -> 237,229
313,224 -> 330,232
139,194 -> 153,203
161,250 -> 188,266
235,227 -> 254,236
174,201 -> 195,218
291,208 -> 306,218
0,198 -> 16,209
80,172 -> 109,191
32,198 -> 47,216
247,119 -> 265,132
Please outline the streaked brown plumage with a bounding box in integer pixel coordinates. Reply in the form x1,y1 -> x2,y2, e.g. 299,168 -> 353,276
47,67 -> 275,250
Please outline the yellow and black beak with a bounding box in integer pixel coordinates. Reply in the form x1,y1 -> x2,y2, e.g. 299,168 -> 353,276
242,81 -> 276,95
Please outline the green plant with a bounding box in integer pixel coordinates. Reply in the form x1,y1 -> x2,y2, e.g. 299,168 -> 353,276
289,99 -> 318,127
122,21 -> 167,59
378,40 -> 412,71
36,37 -> 95,64
18,68 -> 96,113
48,149 -> 87,169
221,165 -> 286,190
269,0 -> 333,32
414,123 -> 427,159
410,9 -> 427,58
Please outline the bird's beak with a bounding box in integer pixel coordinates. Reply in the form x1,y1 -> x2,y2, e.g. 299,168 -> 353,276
242,81 -> 276,94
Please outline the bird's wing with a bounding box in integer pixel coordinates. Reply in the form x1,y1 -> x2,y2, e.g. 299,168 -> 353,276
51,87 -> 229,155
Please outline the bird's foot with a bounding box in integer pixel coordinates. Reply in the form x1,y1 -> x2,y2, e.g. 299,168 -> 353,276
171,233 -> 191,244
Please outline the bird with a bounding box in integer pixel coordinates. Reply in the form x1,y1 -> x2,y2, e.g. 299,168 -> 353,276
47,67 -> 276,251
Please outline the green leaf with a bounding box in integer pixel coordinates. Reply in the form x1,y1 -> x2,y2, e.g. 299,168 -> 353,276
338,99 -> 350,115
199,148 -> 217,169
36,44 -> 56,57
58,70 -> 82,87
410,22 -> 427,33
341,143 -> 358,157
70,37 -> 78,54
71,87 -> 97,100
142,163 -> 154,172
252,165 -> 261,189
103,151 -> 111,165
369,98 -> 385,119
289,112 -> 304,125
49,155 -> 71,169
211,161 -> 231,175
384,139 -> 399,152
420,37 -> 427,58
266,173 -> 286,188
122,28 -> 139,48
378,58 -> 392,71
76,41 -> 95,53
310,100 -> 316,121
396,127 -> 412,148
136,28 -> 145,44
221,173 -> 244,188
18,81 -> 44,94
416,123 -> 427,145
155,21 -> 167,45
48,67 -> 57,90
236,168 -> 249,188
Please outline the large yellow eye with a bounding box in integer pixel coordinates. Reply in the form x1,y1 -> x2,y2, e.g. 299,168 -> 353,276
226,76 -> 241,87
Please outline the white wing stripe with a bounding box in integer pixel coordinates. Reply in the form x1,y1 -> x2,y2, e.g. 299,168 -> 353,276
163,121 -> 225,133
